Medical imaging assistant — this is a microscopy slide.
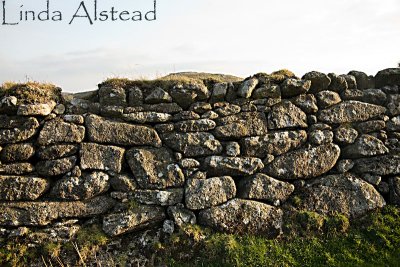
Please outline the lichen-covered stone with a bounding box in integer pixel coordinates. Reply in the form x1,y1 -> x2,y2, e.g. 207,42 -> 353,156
294,173 -> 385,218
99,86 -> 127,106
170,83 -> 210,109
318,101 -> 386,124
226,142 -> 241,157
80,143 -> 125,173
265,143 -> 340,179
185,176 -> 236,210
252,85 -> 281,100
102,205 -> 165,236
199,199 -> 283,237
281,79 -> 311,98
375,68 -> 400,87
353,155 -> 400,176
0,176 -> 49,201
163,132 -> 222,157
302,71 -> 331,93
204,156 -> 264,176
0,196 -> 116,226
36,144 -> 78,160
37,119 -> 85,146
132,188 -> 184,206
167,203 -> 197,226
341,89 -> 387,106
109,173 -> 137,192
293,94 -> 318,114
0,163 -> 34,175
0,116 -> 39,145
145,87 -> 172,104
355,120 -> 386,134
237,173 -> 294,206
211,83 -> 228,103
0,143 -> 34,163
316,90 -> 341,108
387,94 -> 400,116
267,101 -> 307,129
242,130 -> 307,158
17,101 -> 56,116
190,102 -> 212,114
214,103 -> 241,117
309,130 -> 334,145
86,114 -> 162,147
126,147 -> 185,189
328,73 -> 348,92
122,112 -> 172,123
174,119 -> 216,133
237,78 -> 259,98
51,171 -> 110,200
36,156 -> 77,177
342,134 -> 389,158
334,126 -> 359,144
387,116 -> 400,132
214,112 -> 268,139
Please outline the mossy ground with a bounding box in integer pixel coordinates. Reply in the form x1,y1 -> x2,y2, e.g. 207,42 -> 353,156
0,81 -> 61,104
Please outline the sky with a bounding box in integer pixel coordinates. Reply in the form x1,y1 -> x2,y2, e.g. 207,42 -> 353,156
0,0 -> 399,92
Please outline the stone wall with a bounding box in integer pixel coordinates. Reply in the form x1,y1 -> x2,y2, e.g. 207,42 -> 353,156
0,68 -> 399,239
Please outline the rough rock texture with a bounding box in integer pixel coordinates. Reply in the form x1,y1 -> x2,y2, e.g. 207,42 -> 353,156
38,119 -> 85,145
80,143 -> 125,173
36,156 -> 77,177
302,71 -> 331,93
267,101 -> 307,129
214,112 -> 268,139
265,143 -> 341,179
86,115 -> 162,147
126,147 -> 185,189
36,144 -> 78,160
0,176 -> 49,201
294,174 -> 386,218
237,173 -> 294,205
0,116 -> 39,144
199,199 -> 283,237
342,135 -> 389,158
353,155 -> 400,176
281,78 -> 311,98
132,188 -> 184,206
375,68 -> 400,87
0,143 -> 35,163
174,119 -> 216,132
185,176 -> 236,210
204,156 -> 264,177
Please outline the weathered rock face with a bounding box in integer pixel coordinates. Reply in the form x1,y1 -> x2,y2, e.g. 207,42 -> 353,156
387,94 -> 400,116
0,143 -> 35,163
103,205 -> 165,236
199,199 -> 283,237
80,143 -> 125,173
342,135 -> 389,158
36,156 -> 77,177
302,71 -> 331,93
0,163 -> 35,175
17,101 -> 56,116
170,83 -> 210,109
174,119 -> 216,132
267,101 -> 307,129
237,173 -> 294,205
375,68 -> 400,87
132,188 -> 184,206
281,78 -> 311,98
99,86 -> 127,106
214,112 -> 268,139
38,119 -> 85,145
0,176 -> 49,201
204,156 -> 264,177
185,176 -> 236,210
242,130 -> 307,157
238,78 -> 259,98
163,132 -> 222,157
353,155 -> 400,176
318,101 -> 386,124
0,196 -> 115,226
389,177 -> 400,205
126,147 -> 185,189
85,115 -> 162,147
0,116 -> 39,144
294,174 -> 386,218
36,144 -> 79,160
122,112 -> 172,123
265,143 -> 341,179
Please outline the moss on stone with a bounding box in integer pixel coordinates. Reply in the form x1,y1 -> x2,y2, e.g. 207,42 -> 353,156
0,81 -> 62,104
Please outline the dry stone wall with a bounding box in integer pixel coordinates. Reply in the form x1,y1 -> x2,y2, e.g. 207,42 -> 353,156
0,68 -> 400,240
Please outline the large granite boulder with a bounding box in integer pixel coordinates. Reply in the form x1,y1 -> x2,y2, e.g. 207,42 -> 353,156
199,199 -> 283,237
17,101 -> 56,116
267,101 -> 307,129
294,173 -> 386,218
204,156 -> 264,177
185,176 -> 236,210
214,112 -> 268,139
265,143 -> 340,179
37,119 -> 85,145
0,196 -> 116,226
242,130 -> 307,157
0,116 -> 39,145
80,143 -> 125,173
163,132 -> 222,157
126,147 -> 185,189
85,114 -> 161,147
0,175 -> 49,201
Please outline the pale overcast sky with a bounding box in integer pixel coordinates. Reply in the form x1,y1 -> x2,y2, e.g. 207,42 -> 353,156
0,0 -> 399,92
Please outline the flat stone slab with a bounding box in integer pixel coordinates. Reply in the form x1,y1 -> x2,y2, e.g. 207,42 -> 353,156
204,156 -> 264,177
132,188 -> 184,206
0,196 -> 116,226
353,155 -> 400,176
214,112 -> 268,139
0,175 -> 49,201
80,143 -> 125,173
86,114 -> 161,147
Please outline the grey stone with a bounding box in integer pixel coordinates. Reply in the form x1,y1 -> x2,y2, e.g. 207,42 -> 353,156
267,101 -> 307,129
110,173 -> 137,192
167,204 -> 197,226
179,158 -> 200,169
199,199 -> 283,237
302,71 -> 331,93
142,103 -> 183,113
226,142 -> 240,157
353,155 -> 400,176
100,106 -> 124,118
340,74 -> 357,89
126,147 -> 185,189
0,175 -> 49,201
163,132 -> 222,157
174,119 -> 216,132
237,78 -> 259,98
265,143 -> 340,179
0,116 -> 39,145
17,101 -> 56,116
145,87 -> 172,104
375,68 -> 400,87
0,163 -> 34,175
252,85 -> 281,99
80,143 -> 125,173
155,123 -> 175,133
172,111 -> 200,122
237,173 -> 294,206
334,126 -> 359,144
328,73 -> 348,92
211,83 -> 228,103
318,101 -> 386,124
51,171 -> 110,200
202,111 -> 219,120
170,83 -> 210,109
185,176 -> 236,210
0,196 -> 115,226
102,205 -> 165,236
36,144 -> 78,160
204,156 -> 264,176
355,120 -> 386,133
336,159 -> 355,173
363,174 -> 381,186
0,143 -> 34,163
341,89 -> 387,106
38,119 -> 85,146
53,104 -> 66,115
214,103 -> 241,117
316,90 -> 341,108
99,86 -> 127,106
293,94 -> 318,114
281,79 -> 311,98
214,112 -> 268,139
309,130 -> 334,145
190,102 -> 212,114
387,94 -> 400,116
132,188 -> 184,206
122,112 -> 172,123
86,115 -> 162,147
36,156 -> 77,177
242,130 -> 307,158
348,71 -> 374,90
387,116 -> 400,132
295,173 -> 385,218
63,115 -> 84,124
342,135 -> 389,158
389,177 -> 400,205
128,87 -> 143,106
